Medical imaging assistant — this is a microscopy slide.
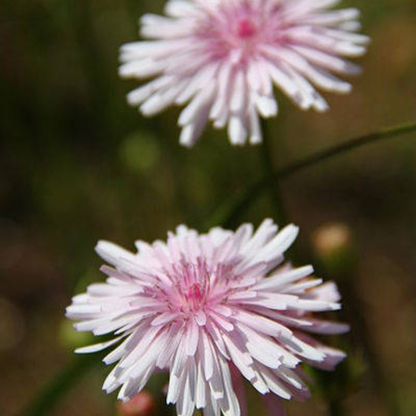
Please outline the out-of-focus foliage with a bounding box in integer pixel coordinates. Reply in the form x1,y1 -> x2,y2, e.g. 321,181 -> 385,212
1,0 -> 416,416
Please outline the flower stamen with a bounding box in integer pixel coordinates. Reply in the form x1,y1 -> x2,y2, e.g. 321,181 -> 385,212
237,18 -> 256,38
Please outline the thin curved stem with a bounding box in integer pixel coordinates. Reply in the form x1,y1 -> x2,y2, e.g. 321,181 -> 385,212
206,121 -> 416,229
259,119 -> 288,224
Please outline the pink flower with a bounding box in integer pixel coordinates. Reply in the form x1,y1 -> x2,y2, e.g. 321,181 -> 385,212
67,220 -> 349,416
120,0 -> 369,146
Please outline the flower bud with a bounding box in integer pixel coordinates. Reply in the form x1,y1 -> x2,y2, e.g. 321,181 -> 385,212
313,223 -> 356,277
117,391 -> 156,416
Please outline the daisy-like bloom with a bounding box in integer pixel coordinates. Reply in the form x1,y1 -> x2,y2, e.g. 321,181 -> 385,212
67,220 -> 349,416
119,0 -> 369,146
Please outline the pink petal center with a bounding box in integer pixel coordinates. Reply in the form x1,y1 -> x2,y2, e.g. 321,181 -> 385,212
195,2 -> 286,65
189,283 -> 204,302
145,260 -> 237,321
237,18 -> 256,38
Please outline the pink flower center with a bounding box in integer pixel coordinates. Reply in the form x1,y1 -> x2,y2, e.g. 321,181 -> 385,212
195,2 -> 286,65
237,18 -> 256,38
146,260 -> 236,318
184,282 -> 206,311
189,283 -> 204,302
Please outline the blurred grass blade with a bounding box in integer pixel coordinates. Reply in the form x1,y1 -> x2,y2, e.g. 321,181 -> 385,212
17,356 -> 97,416
207,121 -> 416,229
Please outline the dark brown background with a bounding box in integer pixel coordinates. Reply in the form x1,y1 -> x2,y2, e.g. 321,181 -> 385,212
1,0 -> 416,415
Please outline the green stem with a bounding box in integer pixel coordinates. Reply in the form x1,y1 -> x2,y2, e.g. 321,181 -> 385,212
259,120 -> 288,224
206,120 -> 416,229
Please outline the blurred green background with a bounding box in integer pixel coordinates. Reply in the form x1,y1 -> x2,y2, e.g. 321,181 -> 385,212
1,0 -> 416,416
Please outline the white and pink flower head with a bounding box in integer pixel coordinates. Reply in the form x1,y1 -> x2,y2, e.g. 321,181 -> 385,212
120,0 -> 369,146
67,220 -> 349,416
